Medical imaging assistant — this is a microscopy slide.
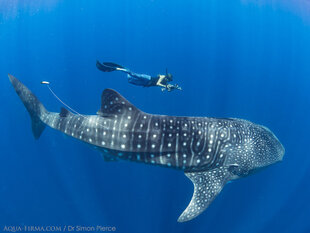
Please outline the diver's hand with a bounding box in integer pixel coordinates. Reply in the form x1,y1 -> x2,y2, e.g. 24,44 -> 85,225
166,84 -> 173,92
161,84 -> 182,92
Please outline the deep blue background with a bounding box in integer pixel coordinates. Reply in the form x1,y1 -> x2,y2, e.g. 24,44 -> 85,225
1,0 -> 310,232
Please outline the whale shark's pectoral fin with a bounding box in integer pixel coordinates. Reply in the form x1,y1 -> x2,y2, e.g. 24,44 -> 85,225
178,167 -> 232,222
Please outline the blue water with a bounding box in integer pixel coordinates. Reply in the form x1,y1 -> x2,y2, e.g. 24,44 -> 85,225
1,0 -> 310,232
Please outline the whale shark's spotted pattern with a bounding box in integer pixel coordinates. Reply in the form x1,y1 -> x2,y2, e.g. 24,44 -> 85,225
9,75 -> 285,222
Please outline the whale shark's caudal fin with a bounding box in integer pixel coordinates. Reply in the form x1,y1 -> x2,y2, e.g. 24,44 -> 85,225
9,74 -> 47,139
178,167 -> 232,222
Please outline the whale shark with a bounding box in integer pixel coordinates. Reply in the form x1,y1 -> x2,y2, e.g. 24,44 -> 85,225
9,74 -> 285,222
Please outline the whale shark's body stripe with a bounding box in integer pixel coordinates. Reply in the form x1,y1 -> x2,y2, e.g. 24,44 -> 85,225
9,74 -> 285,222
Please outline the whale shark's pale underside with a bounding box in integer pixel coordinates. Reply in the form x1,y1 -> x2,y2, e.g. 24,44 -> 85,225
9,74 -> 285,222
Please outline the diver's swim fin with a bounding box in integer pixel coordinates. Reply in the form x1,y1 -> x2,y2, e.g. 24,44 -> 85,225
96,61 -> 125,72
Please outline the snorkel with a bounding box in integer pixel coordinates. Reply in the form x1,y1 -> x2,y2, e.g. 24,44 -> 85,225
165,68 -> 173,82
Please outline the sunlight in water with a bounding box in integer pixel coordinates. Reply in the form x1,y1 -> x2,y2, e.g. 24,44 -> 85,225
0,0 -> 59,20
241,0 -> 310,21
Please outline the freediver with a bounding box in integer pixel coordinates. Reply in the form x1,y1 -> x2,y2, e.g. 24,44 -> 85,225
96,61 -> 182,92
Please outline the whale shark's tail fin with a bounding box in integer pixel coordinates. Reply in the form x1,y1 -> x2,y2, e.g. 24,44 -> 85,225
9,74 -> 47,139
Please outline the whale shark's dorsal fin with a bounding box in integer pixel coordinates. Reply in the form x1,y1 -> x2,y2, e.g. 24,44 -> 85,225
97,89 -> 141,117
59,107 -> 73,117
178,167 -> 232,222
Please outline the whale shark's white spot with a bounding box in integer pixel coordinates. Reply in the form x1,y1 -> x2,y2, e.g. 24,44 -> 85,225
121,144 -> 126,149
170,126 -> 173,129
167,153 -> 171,157
170,119 -> 173,123
155,122 -> 159,127
196,159 -> 201,163
183,160 -> 187,164
128,116 -> 131,120
152,144 -> 156,148
198,131 -> 202,135
138,134 -> 142,139
123,134 -> 126,138
151,154 -> 155,158
183,142 -> 187,146
140,124 -> 143,128
87,128 -> 89,132
72,133 -> 74,136
184,133 -> 187,137
112,134 -> 115,138
183,154 -> 187,158
206,155 -> 210,159
208,148 -> 212,152
124,123 -> 128,127
167,163 -> 171,167
128,107 -> 132,111
169,133 -> 172,137
144,116 -> 147,119
137,144 -> 141,149
210,140 -> 213,144
168,143 -> 172,147
103,131 -> 106,135
74,124 -> 77,128
101,141 -> 105,146
153,134 -> 157,138
89,138 -> 92,142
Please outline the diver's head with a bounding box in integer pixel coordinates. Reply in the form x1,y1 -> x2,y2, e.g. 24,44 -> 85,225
165,73 -> 173,82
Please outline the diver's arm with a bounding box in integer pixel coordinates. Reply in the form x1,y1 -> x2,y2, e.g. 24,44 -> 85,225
156,75 -> 167,87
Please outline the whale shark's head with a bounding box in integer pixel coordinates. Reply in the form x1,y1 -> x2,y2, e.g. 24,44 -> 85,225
225,122 -> 285,178
258,125 -> 285,163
